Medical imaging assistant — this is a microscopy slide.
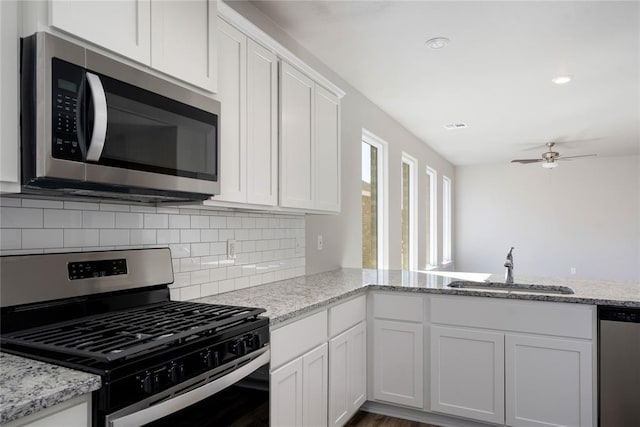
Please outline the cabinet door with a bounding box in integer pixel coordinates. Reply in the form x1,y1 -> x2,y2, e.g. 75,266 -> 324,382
303,343 -> 328,427
373,320 -> 423,408
246,39 -> 278,206
329,322 -> 366,427
0,0 -> 20,193
430,326 -> 504,424
50,0 -> 151,64
314,85 -> 340,212
505,334 -> 593,427
271,357 -> 304,427
280,62 -> 314,209
215,18 -> 247,203
150,0 -> 217,92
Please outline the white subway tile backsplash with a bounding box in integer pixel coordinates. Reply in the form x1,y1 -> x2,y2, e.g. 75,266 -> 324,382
99,229 -> 129,246
144,214 -> 168,228
45,209 -> 82,228
83,211 -> 115,228
0,229 -> 21,250
180,229 -> 200,243
64,229 -> 99,247
190,216 -> 209,229
22,199 -> 63,208
22,229 -> 63,248
0,207 -> 43,228
116,212 -> 143,229
169,215 -> 190,229
130,229 -> 157,245
1,197 -> 305,301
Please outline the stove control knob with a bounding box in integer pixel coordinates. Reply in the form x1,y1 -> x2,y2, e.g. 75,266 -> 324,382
152,373 -> 161,393
231,339 -> 248,356
140,373 -> 153,394
251,333 -> 262,349
201,349 -> 220,368
168,363 -> 185,383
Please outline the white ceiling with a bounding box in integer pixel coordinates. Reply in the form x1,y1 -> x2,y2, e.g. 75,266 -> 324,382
247,0 -> 640,166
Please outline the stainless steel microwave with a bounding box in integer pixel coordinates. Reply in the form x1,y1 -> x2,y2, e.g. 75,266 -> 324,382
20,32 -> 220,203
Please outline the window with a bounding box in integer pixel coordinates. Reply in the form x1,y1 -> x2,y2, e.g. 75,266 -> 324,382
362,130 -> 388,269
401,153 -> 418,270
442,175 -> 452,263
426,167 -> 437,268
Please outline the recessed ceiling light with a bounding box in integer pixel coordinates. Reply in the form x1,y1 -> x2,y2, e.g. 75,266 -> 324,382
426,37 -> 450,50
444,123 -> 467,130
552,75 -> 572,85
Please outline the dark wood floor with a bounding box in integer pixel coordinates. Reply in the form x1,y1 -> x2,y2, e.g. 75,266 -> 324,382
345,411 -> 440,427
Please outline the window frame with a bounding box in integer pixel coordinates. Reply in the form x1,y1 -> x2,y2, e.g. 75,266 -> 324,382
362,129 -> 389,269
442,175 -> 452,264
401,152 -> 418,270
426,166 -> 438,268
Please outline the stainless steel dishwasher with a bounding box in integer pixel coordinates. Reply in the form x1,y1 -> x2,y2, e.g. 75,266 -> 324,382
598,306 -> 640,426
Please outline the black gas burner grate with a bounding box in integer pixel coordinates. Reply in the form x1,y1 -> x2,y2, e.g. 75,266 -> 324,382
1,301 -> 265,363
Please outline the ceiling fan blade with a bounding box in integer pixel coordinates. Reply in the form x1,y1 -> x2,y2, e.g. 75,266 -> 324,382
511,159 -> 543,164
557,154 -> 598,161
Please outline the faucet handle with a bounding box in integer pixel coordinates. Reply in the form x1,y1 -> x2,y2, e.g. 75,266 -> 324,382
506,246 -> 515,259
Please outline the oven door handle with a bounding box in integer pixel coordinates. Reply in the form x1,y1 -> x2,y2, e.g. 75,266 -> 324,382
108,347 -> 270,427
85,72 -> 108,162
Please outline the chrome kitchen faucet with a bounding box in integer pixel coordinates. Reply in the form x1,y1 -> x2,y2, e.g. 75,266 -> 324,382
504,247 -> 515,284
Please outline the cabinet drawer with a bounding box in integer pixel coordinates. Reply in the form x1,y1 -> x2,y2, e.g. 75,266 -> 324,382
431,296 -> 594,339
329,295 -> 366,337
372,293 -> 423,322
271,310 -> 328,369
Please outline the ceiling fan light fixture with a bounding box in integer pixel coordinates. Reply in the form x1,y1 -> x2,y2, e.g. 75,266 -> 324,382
426,37 -> 450,50
542,161 -> 558,169
552,75 -> 572,85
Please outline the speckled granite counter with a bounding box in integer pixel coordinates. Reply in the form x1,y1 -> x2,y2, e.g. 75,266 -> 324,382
196,268 -> 640,325
0,352 -> 101,424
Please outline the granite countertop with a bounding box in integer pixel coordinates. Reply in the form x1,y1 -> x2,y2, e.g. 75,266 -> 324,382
196,268 -> 640,325
0,352 -> 101,424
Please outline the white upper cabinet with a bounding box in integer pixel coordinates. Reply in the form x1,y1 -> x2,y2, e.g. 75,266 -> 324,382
0,0 -> 21,193
314,85 -> 341,212
50,0 -> 151,64
280,62 -> 315,210
150,0 -> 217,92
280,61 -> 341,213
214,18 -> 277,206
48,0 -> 217,92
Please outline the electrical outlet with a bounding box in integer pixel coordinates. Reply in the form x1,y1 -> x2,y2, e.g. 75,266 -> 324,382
227,239 -> 237,259
570,267 -> 577,275
317,234 -> 324,251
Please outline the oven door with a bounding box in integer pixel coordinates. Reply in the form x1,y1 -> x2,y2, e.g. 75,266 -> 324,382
106,347 -> 269,427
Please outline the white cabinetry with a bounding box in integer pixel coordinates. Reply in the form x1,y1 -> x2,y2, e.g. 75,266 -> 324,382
280,62 -> 341,213
371,293 -> 424,409
430,296 -> 595,427
214,18 -> 277,206
430,326 -> 504,423
271,343 -> 328,427
270,310 -> 329,426
0,0 -> 20,193
48,0 -> 217,92
4,394 -> 90,427
505,334 -> 593,427
328,295 -> 367,427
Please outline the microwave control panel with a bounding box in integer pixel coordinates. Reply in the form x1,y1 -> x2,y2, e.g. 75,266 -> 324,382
52,58 -> 83,162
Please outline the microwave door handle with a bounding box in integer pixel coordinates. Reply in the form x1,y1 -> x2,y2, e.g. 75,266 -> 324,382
85,72 -> 108,162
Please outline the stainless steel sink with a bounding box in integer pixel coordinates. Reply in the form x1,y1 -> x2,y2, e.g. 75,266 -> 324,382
447,281 -> 575,295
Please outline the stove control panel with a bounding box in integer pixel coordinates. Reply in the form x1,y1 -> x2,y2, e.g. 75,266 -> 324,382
68,258 -> 127,280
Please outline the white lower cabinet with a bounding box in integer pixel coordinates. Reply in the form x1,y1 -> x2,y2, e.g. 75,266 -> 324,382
271,343 -> 328,427
372,319 -> 424,408
4,394 -> 90,427
430,326 -> 505,424
329,322 -> 366,427
505,334 -> 593,427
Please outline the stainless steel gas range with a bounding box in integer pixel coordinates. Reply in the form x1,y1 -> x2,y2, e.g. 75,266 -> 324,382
0,248 -> 270,427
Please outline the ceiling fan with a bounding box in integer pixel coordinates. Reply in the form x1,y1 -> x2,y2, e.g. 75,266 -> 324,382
511,142 -> 597,169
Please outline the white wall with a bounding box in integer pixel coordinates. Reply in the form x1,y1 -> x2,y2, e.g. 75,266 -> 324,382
225,1 -> 455,273
455,155 -> 640,282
